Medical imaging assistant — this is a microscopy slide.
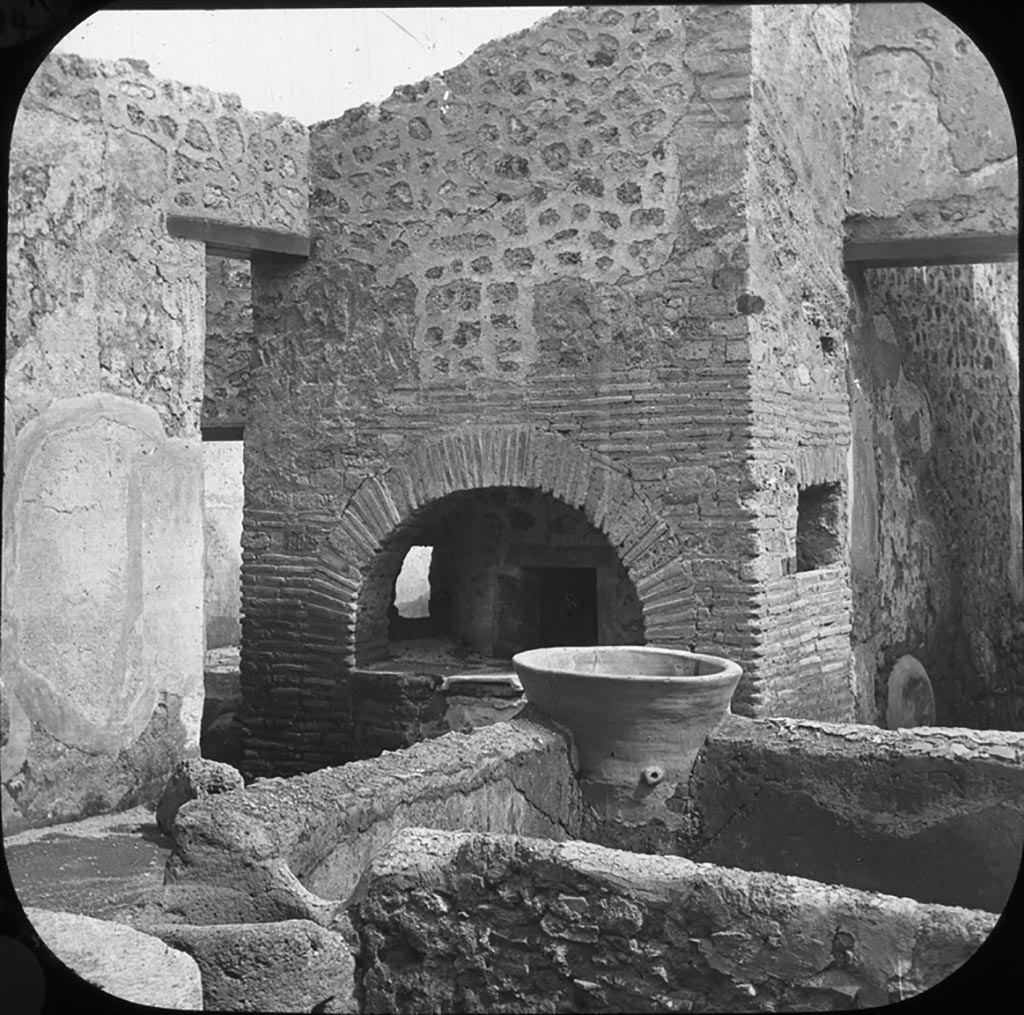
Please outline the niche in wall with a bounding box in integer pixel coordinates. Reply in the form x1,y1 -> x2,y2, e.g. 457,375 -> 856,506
796,481 -> 843,572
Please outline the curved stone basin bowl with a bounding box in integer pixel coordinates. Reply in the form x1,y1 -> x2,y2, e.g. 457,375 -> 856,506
513,646 -> 742,819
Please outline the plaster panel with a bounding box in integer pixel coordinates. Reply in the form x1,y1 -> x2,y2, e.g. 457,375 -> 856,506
203,440 -> 244,649
848,2 -> 1017,242
2,395 -> 204,756
849,263 -> 1021,729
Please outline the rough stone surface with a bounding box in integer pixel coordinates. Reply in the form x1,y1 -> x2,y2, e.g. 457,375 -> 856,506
156,757 -> 245,835
848,262 -> 1020,728
1,692 -> 194,839
1,395 -> 205,832
25,906 -> 203,1010
848,3 -> 1017,243
161,715 -> 583,925
441,679 -> 525,734
886,654 -> 936,728
673,715 -> 1024,914
7,61 -> 203,442
204,253 -> 254,427
148,919 -> 356,1013
353,827 -> 998,1013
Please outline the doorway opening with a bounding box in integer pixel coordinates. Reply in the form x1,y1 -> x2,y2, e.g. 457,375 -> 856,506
534,566 -> 599,647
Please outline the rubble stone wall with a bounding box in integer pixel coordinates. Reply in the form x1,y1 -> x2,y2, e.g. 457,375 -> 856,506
203,254 -> 254,427
849,263 -> 1021,728
354,826 -> 998,1013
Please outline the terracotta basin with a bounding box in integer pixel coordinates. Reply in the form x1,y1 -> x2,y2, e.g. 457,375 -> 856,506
512,646 -> 742,818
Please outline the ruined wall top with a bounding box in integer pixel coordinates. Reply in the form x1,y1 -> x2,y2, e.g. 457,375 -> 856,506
6,51 -> 311,441
18,51 -> 309,235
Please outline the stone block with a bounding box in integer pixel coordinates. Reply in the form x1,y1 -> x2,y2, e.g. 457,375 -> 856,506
164,717 -> 583,925
26,907 -> 202,1010
679,715 -> 1024,913
148,919 -> 355,1013
157,757 -> 245,835
886,654 -> 937,728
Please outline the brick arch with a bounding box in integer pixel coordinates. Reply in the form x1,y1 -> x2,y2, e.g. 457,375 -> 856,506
317,425 -> 693,667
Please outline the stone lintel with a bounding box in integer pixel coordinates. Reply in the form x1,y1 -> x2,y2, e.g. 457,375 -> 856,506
167,214 -> 310,258
844,232 -> 1018,268
201,424 -> 246,441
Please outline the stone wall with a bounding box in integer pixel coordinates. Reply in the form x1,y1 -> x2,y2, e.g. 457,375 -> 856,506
202,255 -> 251,652
243,4 -> 785,776
162,717 -> 583,926
579,711 -> 1024,914
848,3 -> 1017,244
745,5 -> 856,720
3,52 -> 308,829
849,263 -> 1021,728
354,827 -> 998,1013
146,707 -> 1017,1009
203,254 -> 253,428
678,715 -> 1024,914
149,919 -> 356,1014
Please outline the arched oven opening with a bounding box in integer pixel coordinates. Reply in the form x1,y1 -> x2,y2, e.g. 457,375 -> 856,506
358,485 -> 645,676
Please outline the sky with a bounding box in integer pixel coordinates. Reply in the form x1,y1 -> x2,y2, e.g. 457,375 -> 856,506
51,7 -> 566,125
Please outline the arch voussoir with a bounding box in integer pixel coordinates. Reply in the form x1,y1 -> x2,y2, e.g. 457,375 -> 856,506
349,476 -> 402,545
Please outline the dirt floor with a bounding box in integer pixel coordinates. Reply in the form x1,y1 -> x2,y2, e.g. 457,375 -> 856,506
4,805 -> 171,925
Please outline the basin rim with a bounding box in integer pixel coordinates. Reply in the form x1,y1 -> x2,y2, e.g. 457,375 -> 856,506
512,645 -> 742,686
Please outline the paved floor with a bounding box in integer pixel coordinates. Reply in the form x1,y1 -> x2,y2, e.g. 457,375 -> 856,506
4,806 -> 171,924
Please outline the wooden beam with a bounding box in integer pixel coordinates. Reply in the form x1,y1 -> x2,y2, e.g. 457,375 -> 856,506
844,233 -> 1018,268
167,215 -> 310,258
